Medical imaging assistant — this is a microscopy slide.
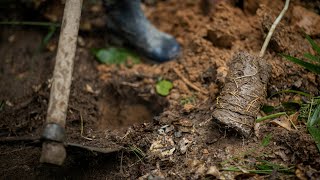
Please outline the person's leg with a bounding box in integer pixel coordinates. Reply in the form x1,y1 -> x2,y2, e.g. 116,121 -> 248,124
103,0 -> 180,62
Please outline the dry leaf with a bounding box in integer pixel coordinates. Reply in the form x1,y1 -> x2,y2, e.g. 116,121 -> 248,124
271,116 -> 292,131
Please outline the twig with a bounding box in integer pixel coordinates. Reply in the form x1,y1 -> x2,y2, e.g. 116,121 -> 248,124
66,143 -> 122,154
121,128 -> 132,140
172,67 -> 209,95
80,112 -> 93,141
120,150 -> 124,174
259,0 -> 290,57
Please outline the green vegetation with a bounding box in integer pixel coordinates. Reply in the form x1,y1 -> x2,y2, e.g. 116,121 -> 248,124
256,112 -> 287,123
93,47 -> 140,65
282,35 -> 320,74
304,97 -> 320,151
155,80 -> 173,96
281,35 -> 320,152
222,164 -> 294,175
220,135 -> 294,175
180,95 -> 196,105
258,36 -> 320,152
259,94 -> 320,152
261,133 -> 272,147
128,145 -> 145,162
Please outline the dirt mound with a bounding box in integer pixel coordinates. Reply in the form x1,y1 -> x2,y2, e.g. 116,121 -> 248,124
0,0 -> 319,179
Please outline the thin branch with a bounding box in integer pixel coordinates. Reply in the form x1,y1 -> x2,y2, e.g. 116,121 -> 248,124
259,0 -> 290,57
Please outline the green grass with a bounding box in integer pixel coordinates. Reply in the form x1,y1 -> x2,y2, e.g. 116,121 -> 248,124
305,98 -> 320,151
261,133 -> 272,147
222,159 -> 294,175
128,145 -> 145,161
260,95 -> 320,153
282,35 -> 320,74
219,135 -> 295,176
272,35 -> 320,152
222,166 -> 294,175
256,112 -> 287,123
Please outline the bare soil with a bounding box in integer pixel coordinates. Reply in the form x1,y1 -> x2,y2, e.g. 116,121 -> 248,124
0,0 -> 320,179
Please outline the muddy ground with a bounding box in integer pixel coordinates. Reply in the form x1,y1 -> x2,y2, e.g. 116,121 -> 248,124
0,0 -> 320,179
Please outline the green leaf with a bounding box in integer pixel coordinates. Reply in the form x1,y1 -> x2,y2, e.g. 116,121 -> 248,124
304,53 -> 320,64
282,54 -> 320,74
308,126 -> 320,152
308,104 -> 320,127
306,35 -> 320,55
93,47 -> 140,65
156,80 -> 173,96
306,101 -> 320,152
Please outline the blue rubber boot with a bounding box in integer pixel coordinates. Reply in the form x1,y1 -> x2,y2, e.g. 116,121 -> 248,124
103,0 -> 181,62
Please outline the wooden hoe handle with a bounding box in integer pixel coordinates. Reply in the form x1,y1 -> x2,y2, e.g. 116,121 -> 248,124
40,0 -> 83,165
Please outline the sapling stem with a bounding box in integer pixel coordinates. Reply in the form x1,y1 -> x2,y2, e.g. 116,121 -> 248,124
259,0 -> 290,58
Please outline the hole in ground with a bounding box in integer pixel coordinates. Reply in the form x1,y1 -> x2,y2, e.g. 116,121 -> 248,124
97,83 -> 168,131
204,29 -> 235,49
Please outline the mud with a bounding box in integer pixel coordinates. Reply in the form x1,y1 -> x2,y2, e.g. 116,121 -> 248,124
0,0 -> 320,179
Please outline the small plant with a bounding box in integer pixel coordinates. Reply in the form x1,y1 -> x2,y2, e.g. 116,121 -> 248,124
93,47 -> 140,65
260,93 -> 320,152
304,97 -> 320,152
222,160 -> 294,175
282,35 -> 320,74
156,80 -> 173,96
180,95 -> 196,105
280,38 -> 320,152
128,145 -> 145,161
